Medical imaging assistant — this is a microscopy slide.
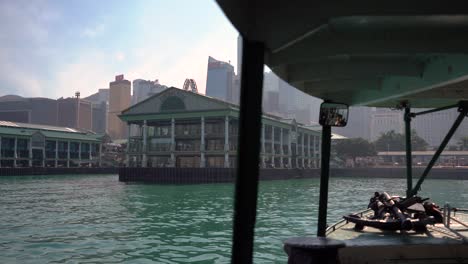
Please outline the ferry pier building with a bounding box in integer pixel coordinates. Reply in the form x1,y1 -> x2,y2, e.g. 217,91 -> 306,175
0,121 -> 102,168
119,87 -> 321,169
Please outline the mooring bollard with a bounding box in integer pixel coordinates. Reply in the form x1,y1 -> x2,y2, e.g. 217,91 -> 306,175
284,237 -> 345,264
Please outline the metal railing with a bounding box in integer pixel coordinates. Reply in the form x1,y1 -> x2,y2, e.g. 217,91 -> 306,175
442,204 -> 468,241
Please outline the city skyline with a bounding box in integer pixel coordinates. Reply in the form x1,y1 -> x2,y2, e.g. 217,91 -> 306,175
0,0 -> 238,99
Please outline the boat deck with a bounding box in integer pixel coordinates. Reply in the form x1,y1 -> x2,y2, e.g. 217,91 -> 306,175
326,209 -> 468,263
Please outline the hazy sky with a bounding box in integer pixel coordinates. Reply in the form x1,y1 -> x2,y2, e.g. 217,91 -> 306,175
0,0 -> 238,98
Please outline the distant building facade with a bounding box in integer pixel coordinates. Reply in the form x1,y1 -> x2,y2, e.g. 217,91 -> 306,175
0,121 -> 102,168
334,106 -> 373,141
56,97 -> 93,131
0,96 -> 58,126
119,87 -> 321,168
85,88 -> 109,134
206,56 -> 237,104
370,109 -> 404,141
132,79 -> 167,105
108,75 -> 131,140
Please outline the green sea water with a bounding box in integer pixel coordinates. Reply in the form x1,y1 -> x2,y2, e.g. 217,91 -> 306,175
1,174 -> 467,263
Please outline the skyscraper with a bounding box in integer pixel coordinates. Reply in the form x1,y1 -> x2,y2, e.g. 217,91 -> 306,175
108,75 -> 131,139
132,79 -> 167,105
205,56 -> 235,103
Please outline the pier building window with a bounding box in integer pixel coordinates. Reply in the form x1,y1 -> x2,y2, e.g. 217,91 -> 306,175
175,123 -> 201,137
205,122 -> 224,137
274,144 -> 281,155
58,141 -> 68,159
1,160 -> 14,167
1,137 -> 15,158
46,160 -> 55,167
175,139 -> 200,151
154,125 -> 171,137
206,139 -> 224,151
206,156 -> 224,168
129,155 -> 141,167
229,139 -> 238,151
149,138 -> 171,152
16,160 -> 29,167
70,142 -> 79,159
265,144 -> 272,154
57,160 -> 67,167
129,138 -> 142,153
45,140 -> 56,159
17,138 -> 29,158
148,156 -> 170,167
265,125 -> 272,140
176,156 -> 200,168
81,143 -> 90,160
91,143 -> 99,158
274,127 -> 281,142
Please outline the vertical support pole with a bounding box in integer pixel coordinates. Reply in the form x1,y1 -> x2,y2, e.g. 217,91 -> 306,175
288,129 -> 292,168
317,125 -> 332,237
171,118 -> 175,167
55,140 -> 58,168
261,124 -> 266,168
13,137 -> 17,168
225,115 -> 230,168
280,128 -> 284,168
404,104 -> 413,197
231,39 -> 264,264
271,126 -> 275,168
200,116 -> 205,168
318,135 -> 322,169
142,120 -> 147,167
67,141 -> 70,168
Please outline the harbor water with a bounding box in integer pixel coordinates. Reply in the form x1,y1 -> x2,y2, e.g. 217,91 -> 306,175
1,174 -> 467,263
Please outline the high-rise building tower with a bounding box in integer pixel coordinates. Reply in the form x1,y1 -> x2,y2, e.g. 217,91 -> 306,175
205,56 -> 235,103
132,79 -> 167,105
108,74 -> 131,139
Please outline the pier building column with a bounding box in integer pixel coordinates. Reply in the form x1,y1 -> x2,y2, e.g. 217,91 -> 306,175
0,136 -> 2,168
88,143 -> 92,168
67,140 -> 70,168
28,138 -> 32,167
98,144 -> 102,167
126,125 -> 131,167
308,134 -> 312,168
288,129 -> 292,168
200,116 -> 206,168
279,128 -> 284,168
78,142 -> 82,167
224,116 -> 230,168
261,123 -> 266,168
13,137 -> 17,167
318,136 -> 321,169
296,133 -> 299,168
55,140 -> 58,168
271,126 -> 275,168
142,120 -> 148,167
171,118 -> 175,167
301,133 -> 305,168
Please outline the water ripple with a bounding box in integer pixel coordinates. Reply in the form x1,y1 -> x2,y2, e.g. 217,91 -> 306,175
1,174 -> 467,263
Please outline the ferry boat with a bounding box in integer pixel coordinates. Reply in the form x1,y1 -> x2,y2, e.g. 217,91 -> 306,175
214,1 -> 468,263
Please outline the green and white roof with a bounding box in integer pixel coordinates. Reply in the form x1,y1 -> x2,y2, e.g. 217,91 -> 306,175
216,1 -> 468,108
0,121 -> 102,142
